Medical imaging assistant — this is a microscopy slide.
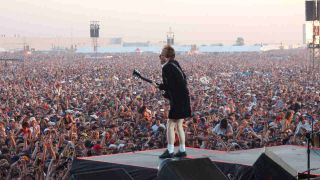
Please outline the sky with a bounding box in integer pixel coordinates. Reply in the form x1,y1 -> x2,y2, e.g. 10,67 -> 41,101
0,0 -> 305,45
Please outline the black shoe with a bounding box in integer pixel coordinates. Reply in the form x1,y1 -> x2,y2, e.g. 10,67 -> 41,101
174,151 -> 187,158
159,149 -> 174,159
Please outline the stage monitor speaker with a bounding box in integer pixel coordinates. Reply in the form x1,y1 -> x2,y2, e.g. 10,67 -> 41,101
253,149 -> 297,180
157,158 -> 227,180
72,168 -> 133,180
306,1 -> 320,21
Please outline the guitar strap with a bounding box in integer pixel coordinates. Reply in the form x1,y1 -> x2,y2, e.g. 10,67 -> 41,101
170,62 -> 185,81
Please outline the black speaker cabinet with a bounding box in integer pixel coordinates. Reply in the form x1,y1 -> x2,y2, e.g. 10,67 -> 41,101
72,168 -> 133,180
253,149 -> 297,180
306,1 -> 320,21
157,158 -> 227,180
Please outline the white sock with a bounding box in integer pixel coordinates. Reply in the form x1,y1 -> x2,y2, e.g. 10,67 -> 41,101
167,144 -> 174,153
179,144 -> 185,152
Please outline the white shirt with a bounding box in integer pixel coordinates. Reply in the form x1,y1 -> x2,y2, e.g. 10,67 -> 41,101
162,60 -> 169,68
152,124 -> 166,132
212,123 -> 233,136
295,121 -> 311,135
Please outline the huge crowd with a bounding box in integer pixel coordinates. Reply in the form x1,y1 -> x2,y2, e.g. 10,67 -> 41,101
0,49 -> 319,179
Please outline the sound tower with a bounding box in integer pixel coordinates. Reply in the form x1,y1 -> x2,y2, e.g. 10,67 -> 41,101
89,21 -> 100,59
306,0 -> 320,21
90,23 -> 100,38
167,27 -> 174,46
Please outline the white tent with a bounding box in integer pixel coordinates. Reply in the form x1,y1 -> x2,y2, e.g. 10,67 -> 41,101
0,47 -> 6,52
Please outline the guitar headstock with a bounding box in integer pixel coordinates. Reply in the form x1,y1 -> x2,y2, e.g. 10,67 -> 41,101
133,69 -> 142,78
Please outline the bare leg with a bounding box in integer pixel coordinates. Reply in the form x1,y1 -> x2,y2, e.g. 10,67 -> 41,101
167,119 -> 176,153
176,119 -> 186,152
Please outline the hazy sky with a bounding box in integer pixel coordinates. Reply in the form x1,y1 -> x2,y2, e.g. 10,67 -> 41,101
0,0 -> 304,44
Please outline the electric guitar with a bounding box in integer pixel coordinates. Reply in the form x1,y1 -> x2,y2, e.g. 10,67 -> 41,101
133,69 -> 170,99
133,69 -> 158,85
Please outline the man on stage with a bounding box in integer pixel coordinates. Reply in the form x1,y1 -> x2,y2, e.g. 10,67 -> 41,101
156,45 -> 191,158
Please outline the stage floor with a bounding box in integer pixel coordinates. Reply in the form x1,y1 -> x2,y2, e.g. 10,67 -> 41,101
79,145 -> 320,176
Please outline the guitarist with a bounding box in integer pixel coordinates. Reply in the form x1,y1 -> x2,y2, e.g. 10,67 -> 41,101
155,45 -> 191,158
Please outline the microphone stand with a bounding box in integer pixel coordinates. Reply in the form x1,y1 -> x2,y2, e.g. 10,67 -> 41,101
307,132 -> 311,180
307,115 -> 314,180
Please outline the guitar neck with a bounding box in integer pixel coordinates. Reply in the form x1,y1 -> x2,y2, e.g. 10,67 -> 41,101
139,76 -> 153,84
